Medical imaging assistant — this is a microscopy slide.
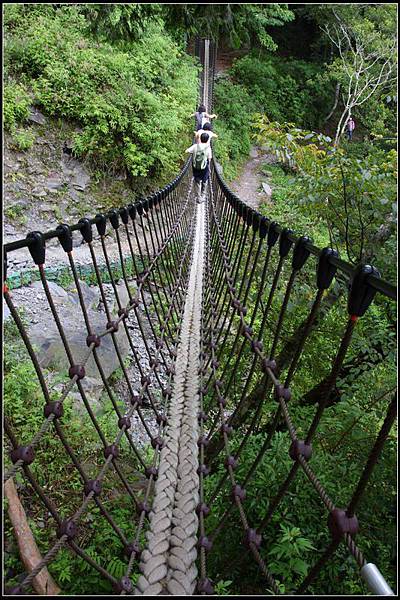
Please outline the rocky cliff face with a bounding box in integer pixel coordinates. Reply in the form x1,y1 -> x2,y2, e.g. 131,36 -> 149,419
4,109 -> 162,427
4,108 -> 137,248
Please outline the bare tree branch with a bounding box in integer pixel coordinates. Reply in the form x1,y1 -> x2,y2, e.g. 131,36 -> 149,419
323,9 -> 397,146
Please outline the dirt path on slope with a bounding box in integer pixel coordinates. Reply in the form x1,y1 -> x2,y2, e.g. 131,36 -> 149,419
230,146 -> 278,211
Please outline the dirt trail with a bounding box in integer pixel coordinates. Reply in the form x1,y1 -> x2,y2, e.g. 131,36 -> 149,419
230,146 -> 278,211
213,48 -> 278,212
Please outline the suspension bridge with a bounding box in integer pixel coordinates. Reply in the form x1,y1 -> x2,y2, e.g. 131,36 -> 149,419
3,39 -> 397,596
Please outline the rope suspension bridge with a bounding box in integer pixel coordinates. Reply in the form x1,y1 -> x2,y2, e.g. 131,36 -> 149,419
3,39 -> 397,596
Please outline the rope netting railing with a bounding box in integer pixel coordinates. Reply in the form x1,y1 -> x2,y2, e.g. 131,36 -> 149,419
2,38 -> 397,597
198,163 -> 397,595
3,163 -> 199,594
192,39 -> 396,595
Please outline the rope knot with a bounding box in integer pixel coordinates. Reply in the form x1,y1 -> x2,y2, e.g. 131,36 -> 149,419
156,413 -> 168,426
261,358 -> 276,373
141,374 -> 151,387
224,455 -> 238,470
197,578 -> 214,595
138,501 -> 151,516
69,364 -> 85,380
106,320 -> 119,333
86,334 -> 101,348
57,520 -> 77,540
231,484 -> 246,501
196,503 -> 211,517
113,577 -> 133,593
197,464 -> 211,476
328,509 -> 359,542
275,384 -> 291,402
125,541 -> 141,560
151,436 -> 164,450
118,416 -> 131,430
197,536 -> 213,552
104,444 -> 119,459
197,435 -> 209,447
162,385 -> 172,399
129,296 -> 140,308
10,445 -> 35,466
166,364 -> 175,376
220,423 -> 233,436
289,440 -> 312,462
198,411 -> 208,423
44,401 -> 64,419
244,528 -> 262,549
131,393 -> 143,407
251,339 -> 263,353
145,466 -> 158,480
84,479 -> 102,497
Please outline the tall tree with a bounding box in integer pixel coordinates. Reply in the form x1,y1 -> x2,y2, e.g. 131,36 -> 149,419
324,5 -> 397,145
162,4 -> 294,50
306,4 -> 397,145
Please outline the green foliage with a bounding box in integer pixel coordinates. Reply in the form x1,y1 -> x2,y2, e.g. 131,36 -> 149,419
306,4 -> 397,143
212,78 -> 255,180
206,109 -> 396,594
3,82 -> 31,131
3,5 -> 198,184
214,579 -> 233,595
229,53 -> 329,128
268,525 -> 315,588
4,202 -> 28,225
213,53 -> 331,178
253,114 -> 397,270
82,4 -> 164,44
205,417 -> 396,595
162,4 -> 294,49
9,127 -> 35,152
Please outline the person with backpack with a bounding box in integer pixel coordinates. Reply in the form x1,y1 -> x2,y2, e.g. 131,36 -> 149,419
190,104 -> 217,131
194,121 -> 218,151
185,132 -> 212,203
346,116 -> 355,141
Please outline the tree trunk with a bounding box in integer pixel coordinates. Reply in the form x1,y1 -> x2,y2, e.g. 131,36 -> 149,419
334,106 -> 350,147
5,479 -> 61,595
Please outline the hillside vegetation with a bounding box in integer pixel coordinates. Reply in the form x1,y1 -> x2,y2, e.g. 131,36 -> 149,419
4,4 -> 198,189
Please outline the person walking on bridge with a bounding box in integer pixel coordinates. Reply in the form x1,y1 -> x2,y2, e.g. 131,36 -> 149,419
194,121 -> 218,159
191,104 -> 217,131
185,132 -> 211,203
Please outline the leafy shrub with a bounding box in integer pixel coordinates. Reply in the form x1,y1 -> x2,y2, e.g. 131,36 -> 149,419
3,6 -> 198,184
212,77 -> 254,180
213,53 -> 331,177
10,127 -> 35,151
204,423 -> 396,595
3,82 -> 31,131
229,53 -> 329,128
267,525 -> 315,590
252,114 -> 397,269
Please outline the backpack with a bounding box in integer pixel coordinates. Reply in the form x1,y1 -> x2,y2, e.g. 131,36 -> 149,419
192,144 -> 208,170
